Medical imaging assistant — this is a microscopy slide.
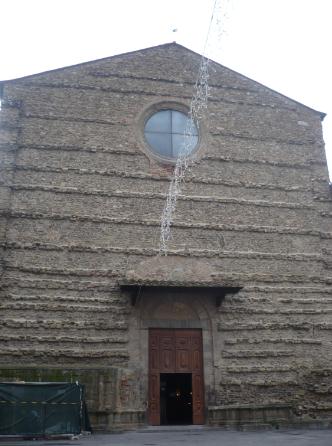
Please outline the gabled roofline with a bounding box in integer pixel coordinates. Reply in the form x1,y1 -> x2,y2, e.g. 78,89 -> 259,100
167,44 -> 326,120
1,42 -> 326,120
1,43 -> 178,84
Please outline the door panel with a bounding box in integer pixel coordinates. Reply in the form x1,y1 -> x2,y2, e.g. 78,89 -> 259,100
160,348 -> 175,372
176,349 -> 191,372
149,348 -> 159,371
175,335 -> 190,348
148,328 -> 204,425
148,373 -> 160,425
192,348 -> 202,371
159,330 -> 175,372
175,334 -> 191,372
192,372 -> 205,424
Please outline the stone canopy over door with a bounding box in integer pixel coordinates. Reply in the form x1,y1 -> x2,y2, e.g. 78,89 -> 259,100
148,328 -> 204,425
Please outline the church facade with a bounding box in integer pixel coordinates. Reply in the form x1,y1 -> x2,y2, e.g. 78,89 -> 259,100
0,43 -> 331,430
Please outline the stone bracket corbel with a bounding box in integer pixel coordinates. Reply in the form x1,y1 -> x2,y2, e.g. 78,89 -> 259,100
216,287 -> 242,308
121,285 -> 143,306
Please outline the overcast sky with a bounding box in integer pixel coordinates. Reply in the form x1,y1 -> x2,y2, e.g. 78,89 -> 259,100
1,0 -> 331,179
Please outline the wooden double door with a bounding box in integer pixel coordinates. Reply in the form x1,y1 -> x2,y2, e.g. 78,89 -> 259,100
148,329 -> 205,425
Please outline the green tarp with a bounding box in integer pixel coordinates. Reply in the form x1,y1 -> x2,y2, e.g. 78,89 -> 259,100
0,382 -> 91,437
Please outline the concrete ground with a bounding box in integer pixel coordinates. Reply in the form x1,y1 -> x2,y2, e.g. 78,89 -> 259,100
3,426 -> 332,446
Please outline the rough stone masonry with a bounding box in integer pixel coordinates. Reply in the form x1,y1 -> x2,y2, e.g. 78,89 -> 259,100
0,43 -> 331,431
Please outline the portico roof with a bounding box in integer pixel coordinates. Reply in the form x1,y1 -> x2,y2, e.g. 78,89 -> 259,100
120,256 -> 242,306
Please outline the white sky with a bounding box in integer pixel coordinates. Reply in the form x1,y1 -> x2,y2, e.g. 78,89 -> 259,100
1,0 -> 331,179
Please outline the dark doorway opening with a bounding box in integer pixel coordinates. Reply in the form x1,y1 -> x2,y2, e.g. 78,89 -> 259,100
160,373 -> 193,425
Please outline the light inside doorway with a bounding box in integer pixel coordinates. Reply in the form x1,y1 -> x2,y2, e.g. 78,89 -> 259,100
160,373 -> 192,425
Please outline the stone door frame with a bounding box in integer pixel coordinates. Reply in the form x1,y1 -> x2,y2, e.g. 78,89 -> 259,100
127,289 -> 216,425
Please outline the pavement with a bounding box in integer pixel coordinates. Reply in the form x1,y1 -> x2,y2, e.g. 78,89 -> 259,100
1,426 -> 332,446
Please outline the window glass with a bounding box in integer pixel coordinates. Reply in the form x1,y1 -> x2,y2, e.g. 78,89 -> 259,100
144,109 -> 198,160
145,132 -> 172,157
171,111 -> 188,134
172,134 -> 198,158
145,110 -> 172,133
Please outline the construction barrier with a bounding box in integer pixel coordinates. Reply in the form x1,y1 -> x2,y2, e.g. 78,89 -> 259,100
0,382 -> 91,437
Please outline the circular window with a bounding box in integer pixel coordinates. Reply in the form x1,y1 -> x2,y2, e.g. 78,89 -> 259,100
144,109 -> 198,160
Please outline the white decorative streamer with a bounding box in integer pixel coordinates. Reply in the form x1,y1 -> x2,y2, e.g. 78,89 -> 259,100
160,0 -> 228,255
159,57 -> 210,255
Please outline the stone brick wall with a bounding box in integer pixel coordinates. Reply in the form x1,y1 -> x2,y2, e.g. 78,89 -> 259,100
0,43 -> 331,429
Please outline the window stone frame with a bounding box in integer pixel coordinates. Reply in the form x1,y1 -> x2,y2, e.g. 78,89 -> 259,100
137,101 -> 205,165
